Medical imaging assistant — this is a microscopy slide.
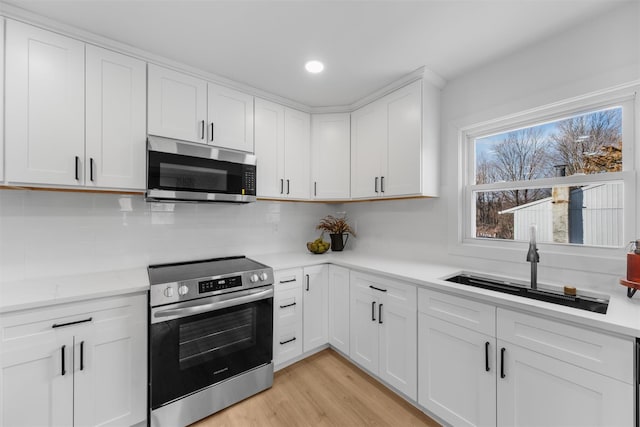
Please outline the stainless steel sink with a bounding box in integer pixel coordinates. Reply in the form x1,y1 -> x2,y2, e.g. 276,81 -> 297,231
445,273 -> 609,314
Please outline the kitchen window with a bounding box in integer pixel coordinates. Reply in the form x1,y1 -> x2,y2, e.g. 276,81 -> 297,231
461,88 -> 637,250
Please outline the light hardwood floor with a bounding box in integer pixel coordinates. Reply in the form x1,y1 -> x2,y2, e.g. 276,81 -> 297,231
191,349 -> 440,427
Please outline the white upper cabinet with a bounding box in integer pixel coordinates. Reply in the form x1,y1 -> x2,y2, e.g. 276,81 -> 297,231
0,19 -> 4,182
350,102 -> 386,199
351,79 -> 439,199
207,83 -> 254,152
310,113 -> 351,200
385,81 -> 422,196
86,45 -> 146,190
283,108 -> 311,199
147,64 -> 208,143
255,98 -> 310,199
5,20 -> 85,186
148,64 -> 255,152
255,98 -> 285,197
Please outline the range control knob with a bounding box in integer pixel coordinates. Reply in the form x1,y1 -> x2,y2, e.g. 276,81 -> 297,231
259,272 -> 269,281
250,274 -> 259,283
164,287 -> 175,298
178,285 -> 189,296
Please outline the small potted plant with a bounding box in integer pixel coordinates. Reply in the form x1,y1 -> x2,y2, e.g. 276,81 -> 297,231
316,215 -> 356,251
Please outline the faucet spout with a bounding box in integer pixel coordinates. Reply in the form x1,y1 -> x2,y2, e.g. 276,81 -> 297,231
526,242 -> 539,290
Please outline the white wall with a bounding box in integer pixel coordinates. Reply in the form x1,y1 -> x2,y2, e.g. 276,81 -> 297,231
346,1 -> 640,292
0,191 -> 325,282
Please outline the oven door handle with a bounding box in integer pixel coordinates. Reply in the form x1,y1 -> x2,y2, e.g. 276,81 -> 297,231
152,288 -> 273,322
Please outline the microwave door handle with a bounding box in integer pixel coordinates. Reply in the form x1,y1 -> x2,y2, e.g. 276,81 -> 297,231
153,288 -> 274,320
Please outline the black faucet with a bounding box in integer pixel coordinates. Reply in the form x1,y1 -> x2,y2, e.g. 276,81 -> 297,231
526,237 -> 540,290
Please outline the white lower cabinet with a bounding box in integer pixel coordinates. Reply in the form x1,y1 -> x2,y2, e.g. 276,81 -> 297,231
302,265 -> 329,352
418,288 -> 635,427
349,271 -> 417,399
0,293 -> 147,427
273,268 -> 304,366
328,265 -> 350,355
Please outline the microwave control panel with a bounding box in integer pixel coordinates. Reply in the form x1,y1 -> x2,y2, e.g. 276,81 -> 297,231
243,167 -> 256,194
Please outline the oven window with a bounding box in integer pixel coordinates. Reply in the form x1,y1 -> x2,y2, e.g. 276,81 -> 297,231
179,306 -> 255,370
159,163 -> 228,192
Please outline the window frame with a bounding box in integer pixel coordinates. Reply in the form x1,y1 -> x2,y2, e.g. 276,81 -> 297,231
456,85 -> 638,266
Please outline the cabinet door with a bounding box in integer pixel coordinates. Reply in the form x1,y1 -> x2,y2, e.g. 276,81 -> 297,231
310,113 -> 351,200
350,101 -> 385,198
255,98 -> 285,198
207,83 -> 254,152
0,18 -> 4,182
0,308 -> 76,427
302,265 -> 328,352
73,294 -> 147,427
378,280 -> 417,399
283,108 -> 311,199
5,20 -> 85,186
86,46 -> 146,190
497,341 -> 634,427
147,64 -> 207,143
418,314 -> 496,427
328,265 -> 350,355
383,80 -> 422,197
349,274 -> 379,374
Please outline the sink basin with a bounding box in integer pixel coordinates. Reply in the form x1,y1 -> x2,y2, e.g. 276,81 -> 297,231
445,273 -> 609,314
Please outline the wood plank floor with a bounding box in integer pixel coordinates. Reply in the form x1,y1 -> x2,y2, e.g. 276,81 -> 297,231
191,349 -> 440,427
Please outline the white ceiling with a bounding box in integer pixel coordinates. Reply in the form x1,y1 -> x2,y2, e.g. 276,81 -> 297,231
2,0 -> 630,108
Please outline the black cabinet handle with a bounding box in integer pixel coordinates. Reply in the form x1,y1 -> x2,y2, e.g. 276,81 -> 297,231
286,179 -> 290,195
279,337 -> 296,345
375,177 -> 379,193
210,122 -> 214,142
371,301 -> 376,321
279,302 -> 297,309
201,120 -> 205,139
306,274 -> 310,291
80,341 -> 85,371
314,182 -> 317,197
89,158 -> 94,182
280,179 -> 284,194
378,303 -> 383,324
52,317 -> 92,329
61,345 -> 66,376
485,342 -> 490,372
369,285 -> 387,293
500,347 -> 506,378
279,278 -> 296,284
381,176 -> 385,193
75,156 -> 80,180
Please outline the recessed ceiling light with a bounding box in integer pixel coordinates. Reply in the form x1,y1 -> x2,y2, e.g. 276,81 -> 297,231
305,60 -> 324,74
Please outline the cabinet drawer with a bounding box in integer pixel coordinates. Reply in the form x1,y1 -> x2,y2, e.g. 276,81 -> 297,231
274,287 -> 302,324
274,322 -> 302,364
350,271 -> 416,309
275,268 -> 303,291
418,288 -> 495,336
497,308 -> 633,383
1,294 -> 146,343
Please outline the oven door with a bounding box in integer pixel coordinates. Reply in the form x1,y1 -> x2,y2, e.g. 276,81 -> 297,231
149,287 -> 273,410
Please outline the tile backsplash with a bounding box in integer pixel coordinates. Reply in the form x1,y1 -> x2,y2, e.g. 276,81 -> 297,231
0,190 -> 326,282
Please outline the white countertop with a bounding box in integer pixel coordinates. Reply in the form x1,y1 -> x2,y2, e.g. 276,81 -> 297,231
0,268 -> 149,314
2,252 -> 639,339
252,251 -> 640,338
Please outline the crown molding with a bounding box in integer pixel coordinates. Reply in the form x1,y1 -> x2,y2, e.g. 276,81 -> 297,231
0,1 -> 446,115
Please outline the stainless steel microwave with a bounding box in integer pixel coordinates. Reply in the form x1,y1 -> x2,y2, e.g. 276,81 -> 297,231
146,136 -> 257,203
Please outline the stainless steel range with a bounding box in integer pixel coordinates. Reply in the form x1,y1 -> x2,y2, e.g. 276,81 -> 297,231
147,256 -> 274,427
